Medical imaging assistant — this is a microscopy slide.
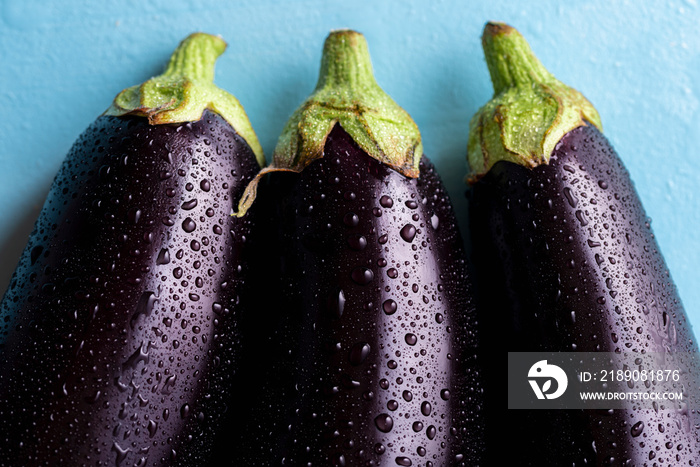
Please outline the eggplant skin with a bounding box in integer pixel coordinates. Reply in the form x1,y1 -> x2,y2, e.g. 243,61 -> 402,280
239,125 -> 483,466
470,124 -> 700,465
0,110 -> 259,466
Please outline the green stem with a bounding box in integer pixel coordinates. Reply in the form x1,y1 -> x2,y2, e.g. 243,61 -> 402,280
162,33 -> 224,83
316,30 -> 377,91
467,22 -> 602,181
482,23 -> 553,95
104,33 -> 264,166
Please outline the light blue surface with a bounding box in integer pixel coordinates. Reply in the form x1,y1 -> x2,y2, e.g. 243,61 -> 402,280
0,1 -> 699,326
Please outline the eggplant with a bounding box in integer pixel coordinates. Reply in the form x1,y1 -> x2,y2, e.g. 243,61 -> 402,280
468,23 -> 700,465
0,33 -> 263,466
232,30 -> 483,466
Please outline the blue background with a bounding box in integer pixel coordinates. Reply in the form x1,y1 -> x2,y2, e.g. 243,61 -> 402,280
1,1 -> 699,325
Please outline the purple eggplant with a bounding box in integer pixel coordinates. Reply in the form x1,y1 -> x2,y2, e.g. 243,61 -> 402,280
0,34 -> 263,466
468,23 -> 700,465
232,30 -> 483,466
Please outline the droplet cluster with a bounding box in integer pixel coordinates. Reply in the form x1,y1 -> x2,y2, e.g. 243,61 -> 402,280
0,110 -> 259,466
470,124 -> 700,465
243,125 -> 483,465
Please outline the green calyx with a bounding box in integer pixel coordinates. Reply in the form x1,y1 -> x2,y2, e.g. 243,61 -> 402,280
234,29 -> 422,217
104,32 -> 264,166
467,22 -> 602,181
275,29 -> 422,176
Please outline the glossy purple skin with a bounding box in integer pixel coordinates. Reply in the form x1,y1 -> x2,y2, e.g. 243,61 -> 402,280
0,110 -> 259,466
240,125 -> 483,466
470,124 -> 700,465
